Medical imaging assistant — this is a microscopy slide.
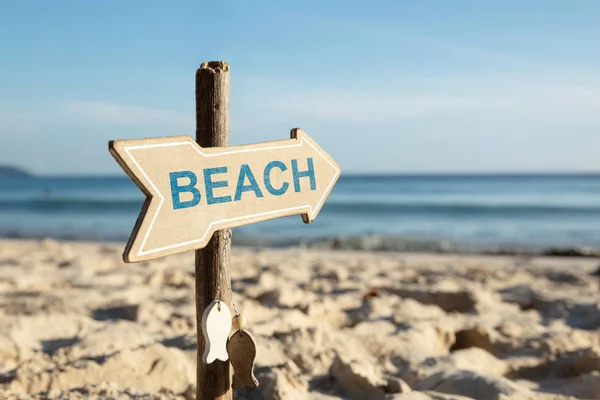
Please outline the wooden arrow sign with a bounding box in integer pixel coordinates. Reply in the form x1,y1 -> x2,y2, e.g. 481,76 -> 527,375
109,128 -> 340,262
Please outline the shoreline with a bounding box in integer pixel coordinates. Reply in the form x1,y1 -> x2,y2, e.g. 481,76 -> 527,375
2,233 -> 600,258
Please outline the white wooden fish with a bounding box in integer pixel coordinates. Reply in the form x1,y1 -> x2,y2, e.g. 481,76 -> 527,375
201,300 -> 232,364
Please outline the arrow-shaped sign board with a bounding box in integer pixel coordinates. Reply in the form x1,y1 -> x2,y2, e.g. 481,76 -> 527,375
109,128 -> 340,262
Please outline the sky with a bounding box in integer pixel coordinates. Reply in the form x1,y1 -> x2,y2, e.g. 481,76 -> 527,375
1,0 -> 600,175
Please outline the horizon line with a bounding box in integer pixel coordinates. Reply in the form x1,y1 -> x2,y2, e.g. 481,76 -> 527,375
17,170 -> 600,178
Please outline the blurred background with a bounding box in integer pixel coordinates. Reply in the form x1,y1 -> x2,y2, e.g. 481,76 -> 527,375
1,0 -> 600,254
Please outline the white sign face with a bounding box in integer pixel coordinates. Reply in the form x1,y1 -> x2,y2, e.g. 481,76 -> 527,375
109,128 -> 340,262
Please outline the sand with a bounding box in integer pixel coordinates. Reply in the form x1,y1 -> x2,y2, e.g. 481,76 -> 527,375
0,238 -> 599,399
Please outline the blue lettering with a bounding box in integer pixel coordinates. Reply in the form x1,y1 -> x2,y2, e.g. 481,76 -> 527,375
291,158 -> 316,193
169,171 -> 201,210
234,164 -> 264,201
203,167 -> 232,205
264,161 -> 289,196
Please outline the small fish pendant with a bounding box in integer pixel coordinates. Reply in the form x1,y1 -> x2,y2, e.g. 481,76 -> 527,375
201,300 -> 232,364
227,329 -> 259,389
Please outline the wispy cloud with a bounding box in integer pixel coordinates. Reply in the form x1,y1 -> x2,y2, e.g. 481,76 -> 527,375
4,80 -> 600,138
61,101 -> 192,127
0,101 -> 193,136
0,113 -> 30,135
250,91 -> 495,121
283,9 -> 539,67
237,77 -> 600,126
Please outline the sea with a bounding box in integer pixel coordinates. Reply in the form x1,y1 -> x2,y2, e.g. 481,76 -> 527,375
1,174 -> 600,254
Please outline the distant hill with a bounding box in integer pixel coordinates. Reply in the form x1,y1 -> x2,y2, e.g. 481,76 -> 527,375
0,165 -> 33,178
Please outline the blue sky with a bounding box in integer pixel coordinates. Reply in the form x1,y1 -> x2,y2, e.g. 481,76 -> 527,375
1,0 -> 599,174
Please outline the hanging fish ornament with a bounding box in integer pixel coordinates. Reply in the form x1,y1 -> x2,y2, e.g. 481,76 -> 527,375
201,300 -> 232,364
227,328 -> 259,389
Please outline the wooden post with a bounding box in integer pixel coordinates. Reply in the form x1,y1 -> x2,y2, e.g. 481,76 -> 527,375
195,61 -> 233,400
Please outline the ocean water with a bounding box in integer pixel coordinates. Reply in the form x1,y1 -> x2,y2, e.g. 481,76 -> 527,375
1,174 -> 600,252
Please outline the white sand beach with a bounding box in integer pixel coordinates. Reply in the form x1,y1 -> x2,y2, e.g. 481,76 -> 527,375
0,239 -> 599,399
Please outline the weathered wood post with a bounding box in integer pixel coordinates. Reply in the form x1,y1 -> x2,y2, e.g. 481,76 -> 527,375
109,59 -> 340,400
195,61 -> 233,400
